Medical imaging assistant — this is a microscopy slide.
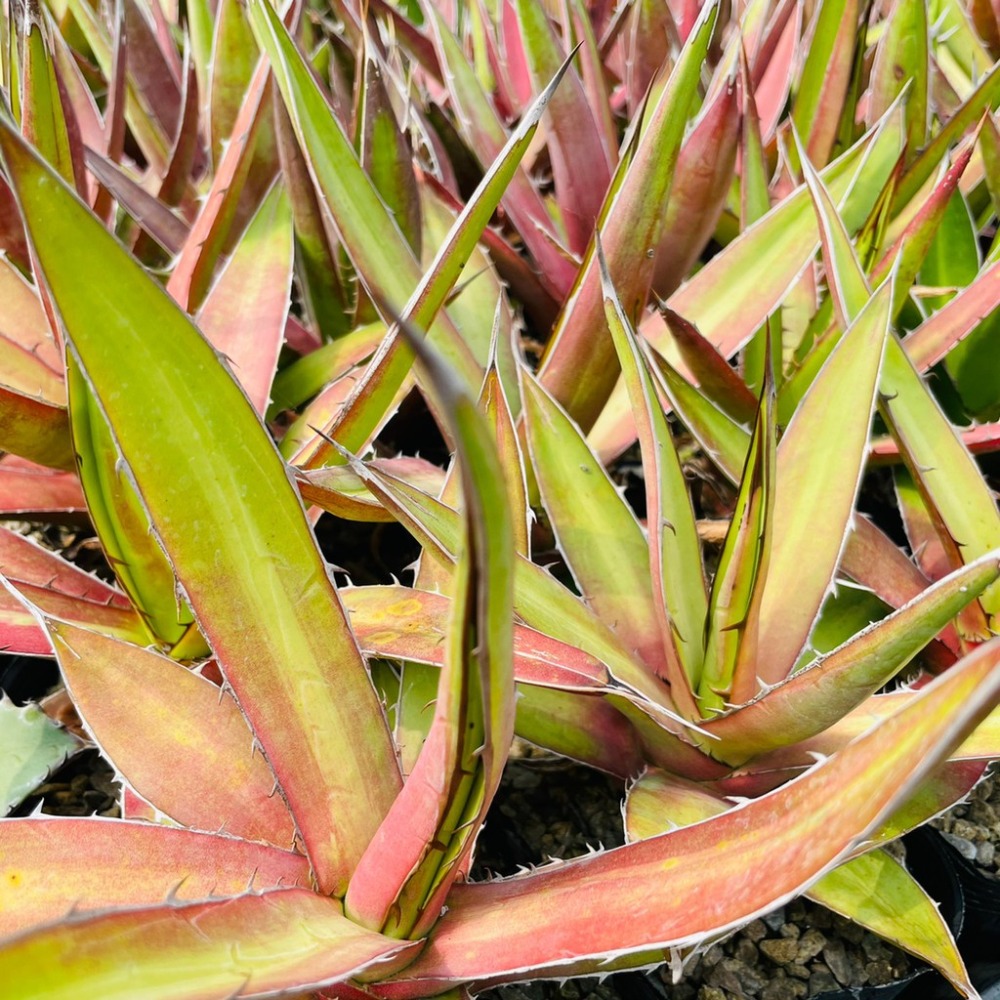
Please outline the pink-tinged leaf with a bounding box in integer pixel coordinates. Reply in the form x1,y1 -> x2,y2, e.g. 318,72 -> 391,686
537,1 -> 719,431
792,0 -> 859,165
0,819 -> 310,939
872,421 -> 1000,461
601,242 -> 706,717
894,465 -> 979,605
62,0 -> 171,173
0,588 -> 135,657
83,149 -> 189,255
515,684 -> 644,779
48,620 -> 296,849
0,119 -> 401,897
122,0 -> 183,143
296,457 -> 446,522
522,373 -> 667,680
500,0 -> 534,109
879,334 -> 1000,618
273,99 -> 350,342
622,0 -> 679,119
660,306 -> 759,426
904,256 -> 1000,371
750,277 -> 891,691
382,638 -> 1000,992
652,64 -> 740,299
166,59 -> 273,313
869,142 -> 975,318
343,586 -> 606,691
0,526 -> 128,607
196,181 -> 291,415
345,327 -> 515,940
840,515 -> 960,659
90,0 -> 126,225
140,48 -> 201,224
752,0 -> 800,143
624,771 -> 973,997
515,0 -> 612,256
424,3 -> 576,298
703,553 -> 1000,763
0,889 -> 422,1000
0,457 -> 84,517
0,255 -> 61,380
641,106 -> 904,368
868,0 -> 929,160
563,0 -> 619,162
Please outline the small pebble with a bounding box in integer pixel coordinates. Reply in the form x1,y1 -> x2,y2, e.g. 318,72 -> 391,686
941,831 -> 978,860
759,938 -> 799,965
795,928 -> 826,963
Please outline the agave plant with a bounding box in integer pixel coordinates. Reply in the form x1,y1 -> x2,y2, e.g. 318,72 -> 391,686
2,0 -> 1000,996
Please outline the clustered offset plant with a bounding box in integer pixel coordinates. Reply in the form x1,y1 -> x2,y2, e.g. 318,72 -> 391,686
1,0 -> 1000,996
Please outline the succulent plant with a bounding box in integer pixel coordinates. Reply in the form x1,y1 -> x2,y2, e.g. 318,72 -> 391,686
1,0 -> 1000,997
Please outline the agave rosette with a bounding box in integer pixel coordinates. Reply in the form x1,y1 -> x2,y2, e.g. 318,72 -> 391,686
0,0 -> 999,996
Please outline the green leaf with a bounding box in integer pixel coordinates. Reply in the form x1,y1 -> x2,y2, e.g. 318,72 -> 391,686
701,380 -> 776,714
752,277 -> 891,690
523,374 -> 667,680
868,0 -> 928,160
0,696 -> 78,815
0,117 -> 401,897
602,240 -> 707,716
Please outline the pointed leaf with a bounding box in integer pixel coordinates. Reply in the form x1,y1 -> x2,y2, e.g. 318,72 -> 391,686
523,373 -> 666,679
48,620 -> 296,848
345,326 -> 514,940
704,553 -> 1000,762
537,1 -> 719,430
385,638 -> 1000,991
753,277 -> 891,688
624,770 -> 972,996
0,889 -> 422,1000
642,106 -> 904,364
0,819 -> 310,939
0,119 -> 401,897
702,382 -> 776,712
879,334 -> 1000,617
343,586 -> 605,691
602,241 -> 706,714
196,180 -> 292,415
514,0 -> 611,256
792,0 -> 859,165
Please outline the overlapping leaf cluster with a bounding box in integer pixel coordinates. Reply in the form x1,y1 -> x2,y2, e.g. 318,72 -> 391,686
1,0 -> 1000,996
